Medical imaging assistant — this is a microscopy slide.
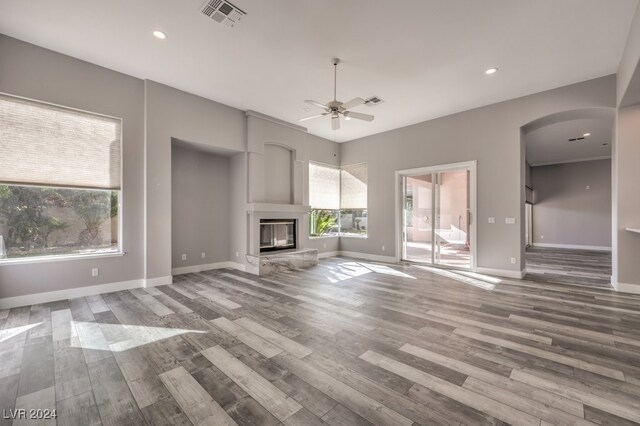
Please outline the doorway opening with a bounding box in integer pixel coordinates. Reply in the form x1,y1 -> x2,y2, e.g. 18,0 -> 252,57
522,108 -> 614,288
397,161 -> 476,270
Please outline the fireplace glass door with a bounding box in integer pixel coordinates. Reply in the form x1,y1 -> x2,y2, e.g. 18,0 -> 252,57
260,220 -> 296,252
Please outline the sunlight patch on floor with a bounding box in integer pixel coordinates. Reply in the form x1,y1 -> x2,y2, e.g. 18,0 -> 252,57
415,265 -> 498,290
358,262 -> 416,279
71,321 -> 206,352
325,261 -> 416,282
453,270 -> 502,285
0,322 -> 42,343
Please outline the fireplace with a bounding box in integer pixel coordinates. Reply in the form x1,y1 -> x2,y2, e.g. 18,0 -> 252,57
259,219 -> 296,252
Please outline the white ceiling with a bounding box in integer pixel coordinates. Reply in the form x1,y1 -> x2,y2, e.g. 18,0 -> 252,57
0,0 -> 637,142
525,114 -> 614,166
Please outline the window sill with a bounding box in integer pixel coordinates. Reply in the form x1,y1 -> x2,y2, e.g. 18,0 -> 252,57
309,235 -> 340,239
0,251 -> 126,266
339,235 -> 369,239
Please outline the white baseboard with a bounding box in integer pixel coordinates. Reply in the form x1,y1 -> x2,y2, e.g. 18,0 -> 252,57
145,276 -> 173,287
172,261 -> 244,276
227,262 -> 246,272
333,251 -> 398,263
0,275 -> 176,309
318,251 -> 340,259
0,278 -> 141,309
475,267 -> 526,279
614,282 -> 640,294
532,243 -> 612,252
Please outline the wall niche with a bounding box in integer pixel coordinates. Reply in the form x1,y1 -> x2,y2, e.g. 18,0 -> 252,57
264,143 -> 293,204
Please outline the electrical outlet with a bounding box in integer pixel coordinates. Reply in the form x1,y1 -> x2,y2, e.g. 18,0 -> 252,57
91,268 -> 99,277
540,235 -> 544,239
586,185 -> 590,190
236,251 -> 239,257
510,257 -> 517,264
488,217 -> 495,224
201,252 -> 206,259
181,254 -> 187,261
323,243 -> 327,249
382,245 -> 386,251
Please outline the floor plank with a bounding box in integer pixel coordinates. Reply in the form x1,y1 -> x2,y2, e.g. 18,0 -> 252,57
234,317 -> 312,358
202,345 -> 303,422
360,349 -> 541,426
212,317 -> 283,358
159,365 -> 237,426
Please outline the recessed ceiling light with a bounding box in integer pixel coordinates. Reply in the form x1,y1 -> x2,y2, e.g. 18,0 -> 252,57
344,116 -> 351,121
153,30 -> 167,40
304,107 -> 310,112
583,132 -> 591,137
485,67 -> 499,75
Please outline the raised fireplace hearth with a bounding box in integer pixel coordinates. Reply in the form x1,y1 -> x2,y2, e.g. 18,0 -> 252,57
259,219 -> 296,252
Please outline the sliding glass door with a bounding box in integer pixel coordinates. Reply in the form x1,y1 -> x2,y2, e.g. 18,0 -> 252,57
401,163 -> 474,269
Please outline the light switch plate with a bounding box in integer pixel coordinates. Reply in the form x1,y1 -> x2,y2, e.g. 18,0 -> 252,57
505,217 -> 516,224
488,217 -> 495,224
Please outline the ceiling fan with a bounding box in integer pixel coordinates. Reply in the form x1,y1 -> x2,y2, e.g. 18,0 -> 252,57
299,58 -> 374,130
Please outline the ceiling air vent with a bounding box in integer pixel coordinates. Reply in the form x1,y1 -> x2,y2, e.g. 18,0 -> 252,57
201,0 -> 246,27
364,96 -> 384,106
568,137 -> 585,142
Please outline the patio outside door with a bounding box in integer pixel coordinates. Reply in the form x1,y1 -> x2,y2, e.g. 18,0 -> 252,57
400,162 -> 474,270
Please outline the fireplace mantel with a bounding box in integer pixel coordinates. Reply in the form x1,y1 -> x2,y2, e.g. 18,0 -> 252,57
246,203 -> 310,214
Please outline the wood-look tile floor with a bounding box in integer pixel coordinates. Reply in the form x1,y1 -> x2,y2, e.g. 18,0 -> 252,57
2,257 -> 640,425
525,247 -> 613,288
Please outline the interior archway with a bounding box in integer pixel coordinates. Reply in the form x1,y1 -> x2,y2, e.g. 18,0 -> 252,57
520,108 -> 615,287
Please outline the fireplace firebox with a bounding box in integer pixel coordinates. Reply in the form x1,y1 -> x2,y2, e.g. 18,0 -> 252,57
259,219 -> 296,252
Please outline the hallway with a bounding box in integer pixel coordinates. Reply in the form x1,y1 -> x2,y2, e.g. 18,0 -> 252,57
525,247 -> 612,288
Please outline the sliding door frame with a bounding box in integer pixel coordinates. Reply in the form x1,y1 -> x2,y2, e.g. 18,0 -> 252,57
394,160 -> 478,271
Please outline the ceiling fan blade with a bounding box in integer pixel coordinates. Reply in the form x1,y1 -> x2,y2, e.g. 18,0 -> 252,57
346,111 -> 375,122
341,97 -> 365,110
298,113 -> 328,122
331,115 -> 340,130
305,100 -> 329,110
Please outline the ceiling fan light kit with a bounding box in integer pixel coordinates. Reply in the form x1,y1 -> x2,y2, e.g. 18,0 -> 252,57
300,58 -> 375,130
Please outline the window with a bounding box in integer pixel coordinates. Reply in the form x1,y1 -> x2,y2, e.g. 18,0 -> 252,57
308,162 -> 368,237
309,163 -> 340,236
340,163 -> 368,236
0,93 -> 122,260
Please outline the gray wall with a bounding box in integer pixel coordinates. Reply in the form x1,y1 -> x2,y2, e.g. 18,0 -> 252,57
171,143 -> 231,268
531,160 -> 612,248
618,2 -> 640,106
229,153 -> 248,264
145,81 -> 246,281
340,75 -> 616,272
615,105 -> 640,286
0,35 -> 145,299
264,144 -> 293,204
615,5 -> 640,291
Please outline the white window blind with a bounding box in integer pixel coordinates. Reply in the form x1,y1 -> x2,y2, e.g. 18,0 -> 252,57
309,162 -> 340,210
0,94 -> 122,190
341,163 -> 368,209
